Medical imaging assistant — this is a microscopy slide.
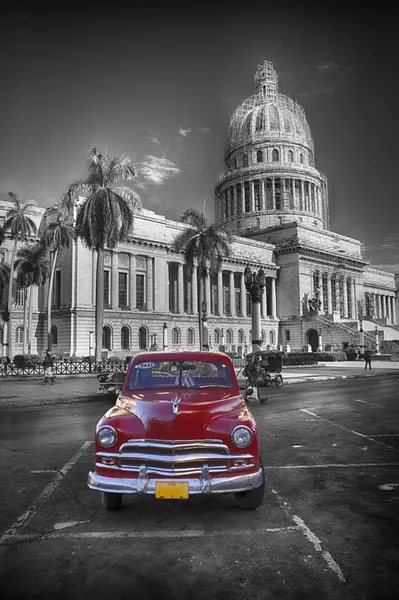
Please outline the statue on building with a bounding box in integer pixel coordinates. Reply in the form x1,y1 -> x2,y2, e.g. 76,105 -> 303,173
308,287 -> 322,314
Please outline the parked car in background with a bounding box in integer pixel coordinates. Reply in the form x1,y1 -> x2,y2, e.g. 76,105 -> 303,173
88,351 -> 265,511
97,371 -> 127,401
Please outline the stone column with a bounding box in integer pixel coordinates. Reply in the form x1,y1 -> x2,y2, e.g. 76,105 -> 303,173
335,277 -> 340,315
272,178 -> 276,209
378,294 -> 382,319
301,180 -> 305,211
241,272 -> 246,317
178,263 -> 184,314
381,295 -> 386,319
386,296 -> 391,323
261,179 -> 266,210
241,183 -> 245,214
205,272 -> 211,315
262,277 -> 268,318
318,272 -> 324,313
233,185 -> 237,216
250,181 -> 255,212
392,295 -> 397,325
327,273 -> 332,315
111,251 -> 118,308
146,257 -> 153,311
229,271 -> 235,317
271,278 -> 277,318
192,265 -> 198,315
343,276 -> 349,318
129,254 -> 136,309
351,279 -> 356,319
218,270 -> 223,315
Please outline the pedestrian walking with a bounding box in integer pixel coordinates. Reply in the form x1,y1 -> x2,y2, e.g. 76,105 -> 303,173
43,350 -> 55,384
364,350 -> 372,371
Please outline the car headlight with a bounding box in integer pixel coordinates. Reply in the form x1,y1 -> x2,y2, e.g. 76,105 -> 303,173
231,426 -> 253,448
97,425 -> 118,448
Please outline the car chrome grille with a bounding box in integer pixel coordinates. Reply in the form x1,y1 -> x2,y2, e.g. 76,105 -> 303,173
96,439 -> 254,475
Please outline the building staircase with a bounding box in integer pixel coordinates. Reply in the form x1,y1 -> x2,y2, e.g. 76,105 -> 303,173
314,314 -> 376,346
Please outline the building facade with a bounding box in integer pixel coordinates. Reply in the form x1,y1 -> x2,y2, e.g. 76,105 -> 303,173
1,61 -> 398,359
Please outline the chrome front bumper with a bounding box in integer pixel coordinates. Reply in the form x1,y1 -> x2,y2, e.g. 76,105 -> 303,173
87,465 -> 263,495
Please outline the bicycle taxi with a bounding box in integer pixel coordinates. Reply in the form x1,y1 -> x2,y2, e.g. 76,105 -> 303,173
243,350 -> 284,402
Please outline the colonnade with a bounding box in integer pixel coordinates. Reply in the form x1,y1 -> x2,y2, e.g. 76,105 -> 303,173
367,292 -> 397,325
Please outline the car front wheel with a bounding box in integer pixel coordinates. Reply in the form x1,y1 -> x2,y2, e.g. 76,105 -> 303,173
233,459 -> 265,510
101,492 -> 122,510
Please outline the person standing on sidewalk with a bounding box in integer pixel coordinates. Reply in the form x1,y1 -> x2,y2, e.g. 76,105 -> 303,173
364,350 -> 372,371
43,350 -> 55,384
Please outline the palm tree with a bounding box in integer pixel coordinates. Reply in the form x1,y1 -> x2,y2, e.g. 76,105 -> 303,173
15,242 -> 49,354
171,207 -> 232,350
42,212 -> 75,351
4,193 -> 37,358
62,148 -> 142,361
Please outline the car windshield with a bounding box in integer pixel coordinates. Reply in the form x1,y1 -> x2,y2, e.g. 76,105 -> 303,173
127,359 -> 235,391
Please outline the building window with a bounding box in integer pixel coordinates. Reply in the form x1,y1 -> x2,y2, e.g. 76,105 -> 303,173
299,153 -> 304,164
261,330 -> 266,345
242,153 -> 248,167
246,292 -> 251,316
244,181 -> 250,213
235,289 -> 241,315
211,282 -> 218,315
51,325 -> 58,345
104,270 -> 110,307
172,327 -> 180,344
226,329 -> 233,344
15,326 -> 23,344
256,218 -> 260,228
238,329 -> 244,344
266,178 -> 273,209
15,287 -> 24,307
233,157 -> 238,169
235,183 -> 242,213
272,148 -> 279,162
187,328 -> 195,345
121,326 -> 129,349
53,270 -> 61,308
255,109 -> 264,131
118,272 -> 128,307
287,149 -> 294,162
254,180 -> 261,211
136,274 -> 145,310
270,330 -> 275,345
256,150 -> 263,163
275,178 -> 282,210
214,329 -> 220,345
285,330 -> 291,342
139,326 -> 147,349
103,326 -> 111,350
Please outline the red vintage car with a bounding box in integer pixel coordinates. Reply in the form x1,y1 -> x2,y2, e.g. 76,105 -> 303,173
88,351 -> 265,511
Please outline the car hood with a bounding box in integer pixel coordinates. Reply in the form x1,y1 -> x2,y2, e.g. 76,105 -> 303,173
114,389 -> 244,439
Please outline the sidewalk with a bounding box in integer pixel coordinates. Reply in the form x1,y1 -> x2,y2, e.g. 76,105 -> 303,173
1,361 -> 398,409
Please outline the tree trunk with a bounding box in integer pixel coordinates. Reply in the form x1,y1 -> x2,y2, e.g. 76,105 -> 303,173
95,248 -> 105,362
28,286 -> 33,354
7,238 -> 18,359
22,287 -> 28,354
47,248 -> 58,351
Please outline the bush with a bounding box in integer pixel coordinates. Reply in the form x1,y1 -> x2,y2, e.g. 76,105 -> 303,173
13,354 -> 42,368
344,351 -> 358,361
316,351 -> 347,362
283,353 -> 318,366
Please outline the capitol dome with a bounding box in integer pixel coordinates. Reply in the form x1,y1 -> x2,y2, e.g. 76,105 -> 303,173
215,61 -> 329,234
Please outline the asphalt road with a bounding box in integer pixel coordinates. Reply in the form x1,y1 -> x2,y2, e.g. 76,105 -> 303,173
1,376 -> 398,600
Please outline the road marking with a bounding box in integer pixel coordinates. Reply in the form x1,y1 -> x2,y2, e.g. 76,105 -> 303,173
8,526 -> 299,542
30,469 -> 58,474
300,409 -> 397,451
0,441 -> 92,552
264,462 -> 399,470
53,521 -> 91,530
354,399 -> 383,408
378,483 -> 399,491
269,487 -> 345,582
366,434 -> 399,438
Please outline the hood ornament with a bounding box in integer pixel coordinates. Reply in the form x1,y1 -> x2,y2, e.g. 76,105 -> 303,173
171,396 -> 181,414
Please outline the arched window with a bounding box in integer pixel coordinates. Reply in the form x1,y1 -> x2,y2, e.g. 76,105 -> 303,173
214,329 -> 220,345
226,329 -> 233,344
187,328 -> 195,345
256,150 -> 263,163
51,325 -> 58,345
172,327 -> 180,344
15,326 -> 23,344
233,157 -> 238,170
287,150 -> 294,162
238,329 -> 245,344
299,153 -> 304,164
15,287 -> 24,307
256,218 -> 260,228
270,330 -> 275,345
242,153 -> 248,167
272,149 -> 279,162
139,326 -> 147,350
261,330 -> 266,345
103,326 -> 111,350
121,326 -> 130,350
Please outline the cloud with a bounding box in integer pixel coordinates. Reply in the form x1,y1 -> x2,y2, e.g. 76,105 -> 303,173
298,62 -> 351,97
139,155 -> 181,185
201,127 -> 211,133
148,136 -> 161,144
178,126 -> 192,137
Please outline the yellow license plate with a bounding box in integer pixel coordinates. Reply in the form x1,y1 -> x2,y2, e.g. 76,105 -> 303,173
155,481 -> 189,499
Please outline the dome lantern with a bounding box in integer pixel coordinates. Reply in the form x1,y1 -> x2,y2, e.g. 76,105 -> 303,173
254,60 -> 279,102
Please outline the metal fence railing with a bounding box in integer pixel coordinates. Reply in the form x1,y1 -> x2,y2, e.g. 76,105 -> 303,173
0,360 -> 127,378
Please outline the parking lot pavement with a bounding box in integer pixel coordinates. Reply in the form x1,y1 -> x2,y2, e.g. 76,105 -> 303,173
1,360 -> 398,409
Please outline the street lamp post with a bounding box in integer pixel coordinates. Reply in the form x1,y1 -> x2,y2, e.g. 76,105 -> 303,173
244,265 -> 266,353
375,326 -> 380,355
163,322 -> 168,351
359,317 -> 365,357
201,301 -> 209,351
1,303 -> 10,358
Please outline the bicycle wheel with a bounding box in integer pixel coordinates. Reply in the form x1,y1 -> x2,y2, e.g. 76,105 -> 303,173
275,374 -> 283,387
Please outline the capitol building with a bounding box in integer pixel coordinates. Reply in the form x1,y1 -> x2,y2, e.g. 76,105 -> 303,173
1,61 -> 398,358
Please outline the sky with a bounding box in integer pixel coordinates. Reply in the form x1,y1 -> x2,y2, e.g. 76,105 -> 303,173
2,3 -> 399,274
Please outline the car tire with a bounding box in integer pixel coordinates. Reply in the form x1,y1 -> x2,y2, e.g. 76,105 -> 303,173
101,492 -> 122,510
275,375 -> 283,387
233,458 -> 265,510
